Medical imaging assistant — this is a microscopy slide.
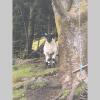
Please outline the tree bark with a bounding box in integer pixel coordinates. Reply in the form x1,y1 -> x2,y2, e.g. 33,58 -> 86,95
25,1 -> 38,57
52,0 -> 88,94
26,6 -> 33,56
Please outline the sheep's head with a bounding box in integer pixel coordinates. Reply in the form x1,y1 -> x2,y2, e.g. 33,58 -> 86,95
44,33 -> 55,43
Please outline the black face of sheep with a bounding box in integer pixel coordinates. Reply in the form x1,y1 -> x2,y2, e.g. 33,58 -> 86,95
45,33 -> 55,43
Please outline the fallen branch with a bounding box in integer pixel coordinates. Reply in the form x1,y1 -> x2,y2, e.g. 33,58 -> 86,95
72,64 -> 88,74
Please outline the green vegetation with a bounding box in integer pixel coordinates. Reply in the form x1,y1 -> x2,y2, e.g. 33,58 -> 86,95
13,63 -> 59,99
75,86 -> 83,96
13,88 -> 25,100
13,64 -> 58,84
13,81 -> 48,100
13,67 -> 33,83
31,81 -> 48,90
13,64 -> 34,83
60,89 -> 69,100
19,97 -> 27,100
75,82 -> 87,96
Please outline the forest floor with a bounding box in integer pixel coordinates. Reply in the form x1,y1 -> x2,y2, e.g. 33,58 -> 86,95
13,57 -> 87,100
13,57 -> 63,100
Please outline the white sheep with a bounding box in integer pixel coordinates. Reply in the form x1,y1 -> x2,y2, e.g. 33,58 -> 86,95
43,33 -> 58,67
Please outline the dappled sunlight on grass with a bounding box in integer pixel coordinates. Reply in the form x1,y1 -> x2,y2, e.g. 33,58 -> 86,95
13,64 -> 59,84
13,67 -> 33,83
31,81 -> 48,90
13,63 -> 59,99
13,88 -> 25,99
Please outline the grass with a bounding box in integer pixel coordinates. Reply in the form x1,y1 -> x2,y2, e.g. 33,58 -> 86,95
13,88 -> 25,100
13,63 -> 58,99
19,97 -> 27,100
13,64 -> 58,84
58,83 -> 87,100
32,67 -> 58,77
59,89 -> 69,100
75,86 -> 83,96
13,66 -> 34,83
31,81 -> 48,90
13,64 -> 34,70
13,81 -> 48,100
13,62 -> 59,99
75,82 -> 87,96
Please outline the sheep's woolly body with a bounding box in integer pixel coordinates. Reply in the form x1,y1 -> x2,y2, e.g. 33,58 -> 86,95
44,39 -> 58,63
44,39 -> 57,55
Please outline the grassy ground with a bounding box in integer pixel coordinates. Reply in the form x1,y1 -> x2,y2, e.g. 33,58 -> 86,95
75,82 -> 87,96
13,59 -> 87,100
13,63 -> 59,100
13,64 -> 58,84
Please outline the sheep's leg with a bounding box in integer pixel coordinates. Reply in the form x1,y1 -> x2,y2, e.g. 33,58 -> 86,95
45,53 -> 51,67
52,53 -> 57,66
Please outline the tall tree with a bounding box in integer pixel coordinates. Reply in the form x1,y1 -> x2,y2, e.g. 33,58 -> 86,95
24,0 -> 38,56
52,0 -> 88,99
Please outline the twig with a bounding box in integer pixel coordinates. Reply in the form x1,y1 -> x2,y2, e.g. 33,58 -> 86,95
72,64 -> 88,74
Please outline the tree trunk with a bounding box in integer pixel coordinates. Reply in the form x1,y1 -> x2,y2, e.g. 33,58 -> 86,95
25,1 -> 38,57
52,0 -> 88,94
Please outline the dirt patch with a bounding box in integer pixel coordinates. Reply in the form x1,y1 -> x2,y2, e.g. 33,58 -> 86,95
25,74 -> 62,100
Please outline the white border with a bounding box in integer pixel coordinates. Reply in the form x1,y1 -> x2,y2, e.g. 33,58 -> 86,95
88,0 -> 100,100
0,0 -> 100,100
0,0 -> 12,100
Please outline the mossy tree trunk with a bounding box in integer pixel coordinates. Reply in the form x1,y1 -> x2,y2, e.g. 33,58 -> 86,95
52,0 -> 88,96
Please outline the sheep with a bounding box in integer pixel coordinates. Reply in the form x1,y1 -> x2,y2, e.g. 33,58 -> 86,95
43,33 -> 58,67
